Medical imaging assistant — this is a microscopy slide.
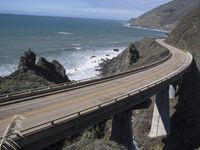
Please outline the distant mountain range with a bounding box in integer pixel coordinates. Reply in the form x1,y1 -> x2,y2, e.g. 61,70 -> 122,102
128,0 -> 200,31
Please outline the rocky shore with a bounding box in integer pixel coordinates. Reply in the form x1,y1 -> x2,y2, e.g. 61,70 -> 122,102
98,38 -> 169,76
0,49 -> 70,94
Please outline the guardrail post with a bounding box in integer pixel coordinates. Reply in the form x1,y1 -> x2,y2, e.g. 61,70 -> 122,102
51,121 -> 55,125
111,110 -> 135,150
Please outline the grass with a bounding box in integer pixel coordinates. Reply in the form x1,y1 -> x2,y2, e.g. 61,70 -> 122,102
0,115 -> 25,150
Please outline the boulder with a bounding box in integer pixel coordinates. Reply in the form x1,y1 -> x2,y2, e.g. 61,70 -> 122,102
18,48 -> 36,71
51,60 -> 66,78
37,57 -> 54,71
36,57 -> 70,83
113,49 -> 119,52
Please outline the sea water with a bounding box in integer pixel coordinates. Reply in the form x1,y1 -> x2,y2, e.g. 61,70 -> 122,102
0,14 -> 166,80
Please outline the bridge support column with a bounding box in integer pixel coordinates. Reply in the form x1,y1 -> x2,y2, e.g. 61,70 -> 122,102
149,87 -> 170,137
169,85 -> 176,99
111,110 -> 135,150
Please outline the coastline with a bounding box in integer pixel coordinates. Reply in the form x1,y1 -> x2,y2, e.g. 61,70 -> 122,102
124,23 -> 170,33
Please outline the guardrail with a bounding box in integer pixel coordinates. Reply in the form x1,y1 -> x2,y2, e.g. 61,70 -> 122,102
0,50 -> 193,141
0,51 -> 172,106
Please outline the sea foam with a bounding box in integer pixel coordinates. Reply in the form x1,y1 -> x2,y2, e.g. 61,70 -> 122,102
58,32 -> 73,35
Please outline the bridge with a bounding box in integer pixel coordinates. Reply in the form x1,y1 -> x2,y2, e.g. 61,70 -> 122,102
0,39 -> 193,150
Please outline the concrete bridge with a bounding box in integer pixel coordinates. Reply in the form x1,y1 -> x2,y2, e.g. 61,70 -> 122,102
0,39 -> 193,150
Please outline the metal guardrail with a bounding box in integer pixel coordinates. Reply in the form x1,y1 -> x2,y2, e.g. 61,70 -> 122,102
0,50 -> 193,140
0,51 -> 172,105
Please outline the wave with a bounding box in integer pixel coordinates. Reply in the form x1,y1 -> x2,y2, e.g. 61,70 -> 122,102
0,64 -> 17,77
58,32 -> 73,35
123,23 -> 170,33
74,47 -> 82,50
64,47 -> 125,81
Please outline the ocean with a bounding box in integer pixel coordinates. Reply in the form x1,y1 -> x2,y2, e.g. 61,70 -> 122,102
0,14 -> 166,80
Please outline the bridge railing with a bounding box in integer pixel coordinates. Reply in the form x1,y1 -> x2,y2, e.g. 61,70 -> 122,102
0,51 -> 172,105
0,51 -> 193,140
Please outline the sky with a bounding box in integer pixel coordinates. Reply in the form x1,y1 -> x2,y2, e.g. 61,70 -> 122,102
0,0 -> 172,20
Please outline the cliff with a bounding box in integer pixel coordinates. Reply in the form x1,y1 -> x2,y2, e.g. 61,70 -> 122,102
166,5 -> 200,67
100,3 -> 200,150
99,38 -> 169,76
163,5 -> 200,150
128,0 -> 200,31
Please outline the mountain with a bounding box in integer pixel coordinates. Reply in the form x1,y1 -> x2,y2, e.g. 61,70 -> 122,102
128,0 -> 200,31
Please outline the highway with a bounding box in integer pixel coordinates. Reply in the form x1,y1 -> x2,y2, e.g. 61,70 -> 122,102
0,39 -> 193,139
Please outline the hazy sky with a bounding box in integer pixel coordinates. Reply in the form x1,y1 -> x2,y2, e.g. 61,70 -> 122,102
0,0 -> 172,20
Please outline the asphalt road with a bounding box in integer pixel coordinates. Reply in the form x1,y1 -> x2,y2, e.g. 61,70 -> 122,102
0,39 -> 193,136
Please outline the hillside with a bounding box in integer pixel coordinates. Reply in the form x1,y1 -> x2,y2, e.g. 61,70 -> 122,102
163,5 -> 200,150
100,4 -> 200,150
128,0 -> 200,31
166,5 -> 200,67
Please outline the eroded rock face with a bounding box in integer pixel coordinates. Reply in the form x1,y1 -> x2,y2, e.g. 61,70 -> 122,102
128,43 -> 140,64
15,49 -> 70,83
52,60 -> 66,78
18,48 -> 36,71
36,57 -> 69,83
0,49 -> 70,94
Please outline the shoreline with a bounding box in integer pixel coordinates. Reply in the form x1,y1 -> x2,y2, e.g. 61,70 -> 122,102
0,46 -> 125,81
124,23 -> 170,33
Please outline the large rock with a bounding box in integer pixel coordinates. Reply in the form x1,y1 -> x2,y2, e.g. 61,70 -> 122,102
18,48 -> 36,71
0,49 -> 71,94
52,60 -> 66,78
36,57 -> 70,83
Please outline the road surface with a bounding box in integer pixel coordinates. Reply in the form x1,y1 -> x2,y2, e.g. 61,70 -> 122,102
0,39 -> 193,136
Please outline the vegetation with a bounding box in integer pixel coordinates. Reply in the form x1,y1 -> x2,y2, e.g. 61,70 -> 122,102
0,115 -> 25,150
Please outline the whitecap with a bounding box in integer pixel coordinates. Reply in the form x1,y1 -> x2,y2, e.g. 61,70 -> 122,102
74,47 -> 82,50
0,64 -> 17,77
58,32 -> 73,35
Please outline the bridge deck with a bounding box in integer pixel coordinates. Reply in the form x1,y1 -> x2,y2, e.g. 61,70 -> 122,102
0,39 -> 192,136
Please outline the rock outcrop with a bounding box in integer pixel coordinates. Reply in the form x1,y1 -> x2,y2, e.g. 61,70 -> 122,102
36,57 -> 69,83
129,43 -> 140,64
18,48 -> 36,71
98,38 -> 169,76
17,49 -> 70,83
0,49 -> 70,94
166,5 -> 200,68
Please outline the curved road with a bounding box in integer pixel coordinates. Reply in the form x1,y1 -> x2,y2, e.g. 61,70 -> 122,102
0,39 -> 193,136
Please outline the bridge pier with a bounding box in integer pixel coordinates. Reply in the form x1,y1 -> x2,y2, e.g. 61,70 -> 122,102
149,87 -> 170,137
111,110 -> 135,150
169,85 -> 176,99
